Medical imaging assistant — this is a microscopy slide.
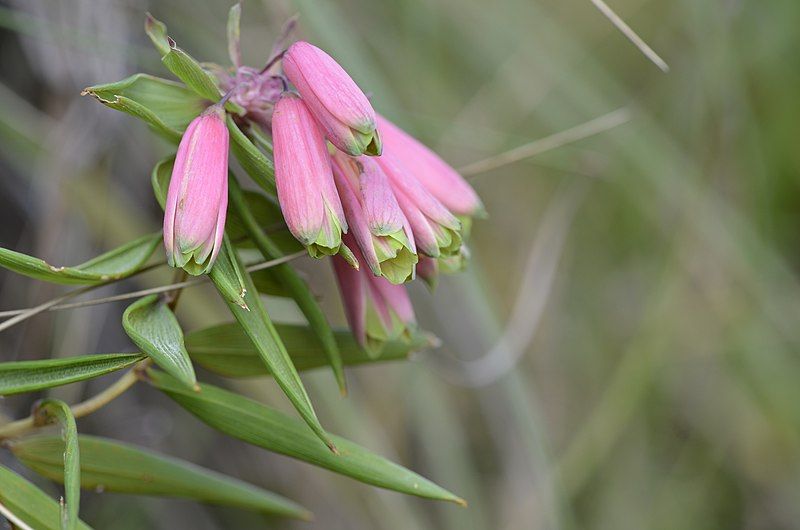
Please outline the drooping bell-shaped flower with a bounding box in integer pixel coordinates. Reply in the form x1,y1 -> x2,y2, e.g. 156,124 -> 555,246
164,105 -> 229,276
378,115 -> 483,217
283,41 -> 381,156
377,153 -> 462,259
332,237 -> 416,355
332,152 -> 417,284
273,93 -> 348,259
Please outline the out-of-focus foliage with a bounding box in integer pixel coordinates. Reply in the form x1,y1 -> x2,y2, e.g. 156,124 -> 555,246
1,0 -> 799,529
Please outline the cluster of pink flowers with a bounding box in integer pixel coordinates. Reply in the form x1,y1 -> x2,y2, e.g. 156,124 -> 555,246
164,40 -> 481,351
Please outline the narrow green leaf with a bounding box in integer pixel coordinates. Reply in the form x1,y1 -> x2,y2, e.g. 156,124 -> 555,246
144,13 -> 243,115
229,177 -> 347,393
0,465 -> 92,530
227,114 -> 277,196
186,322 -> 432,377
10,435 -> 311,520
0,353 -> 145,396
227,3 -> 242,67
82,74 -> 207,142
208,242 -> 335,450
33,400 -> 80,530
0,233 -> 160,285
147,371 -> 465,505
122,295 -> 196,390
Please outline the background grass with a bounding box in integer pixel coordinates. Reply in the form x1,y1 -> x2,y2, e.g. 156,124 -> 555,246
1,0 -> 799,528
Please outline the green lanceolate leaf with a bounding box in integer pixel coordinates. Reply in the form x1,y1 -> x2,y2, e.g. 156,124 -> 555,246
0,233 -> 160,285
0,353 -> 145,395
33,400 -> 80,530
186,322 -> 433,377
10,435 -> 311,520
227,115 -> 277,196
229,177 -> 347,394
208,242 -> 335,451
122,295 -> 196,390
148,371 -> 465,505
0,465 -> 92,530
82,74 -> 207,142
144,13 -> 243,115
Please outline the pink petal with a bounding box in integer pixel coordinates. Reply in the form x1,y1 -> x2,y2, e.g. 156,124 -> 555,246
273,94 -> 330,244
357,157 -> 405,236
378,115 -> 482,215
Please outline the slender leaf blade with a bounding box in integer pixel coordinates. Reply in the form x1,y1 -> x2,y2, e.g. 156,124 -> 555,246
208,242 -> 335,450
147,371 -> 465,505
229,177 -> 346,393
186,322 -> 432,377
10,435 -> 311,520
144,13 -> 243,115
82,74 -> 207,142
33,400 -> 80,530
0,353 -> 145,395
122,295 -> 196,390
0,233 -> 160,285
0,465 -> 92,530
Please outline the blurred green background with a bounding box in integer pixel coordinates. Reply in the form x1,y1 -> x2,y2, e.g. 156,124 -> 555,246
2,0 -> 800,528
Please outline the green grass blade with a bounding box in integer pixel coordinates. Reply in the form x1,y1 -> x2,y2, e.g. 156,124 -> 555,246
0,233 -> 160,285
147,370 -> 465,506
185,322 -> 433,377
33,400 -> 80,530
0,353 -> 145,395
10,435 -> 311,520
122,295 -> 197,390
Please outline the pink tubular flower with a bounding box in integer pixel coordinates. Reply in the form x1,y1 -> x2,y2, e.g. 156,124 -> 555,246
273,93 -> 348,259
164,105 -> 229,276
331,152 -> 417,284
378,115 -> 483,217
332,237 -> 416,355
283,41 -> 381,156
377,153 -> 462,259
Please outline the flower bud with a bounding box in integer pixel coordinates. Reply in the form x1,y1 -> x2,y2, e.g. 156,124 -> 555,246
332,152 -> 417,284
273,93 -> 348,259
378,115 -> 483,217
332,237 -> 416,355
377,154 -> 462,258
283,41 -> 381,156
164,105 -> 229,275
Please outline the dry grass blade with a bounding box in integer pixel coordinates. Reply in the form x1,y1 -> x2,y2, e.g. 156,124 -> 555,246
589,0 -> 670,72
459,107 -> 631,177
